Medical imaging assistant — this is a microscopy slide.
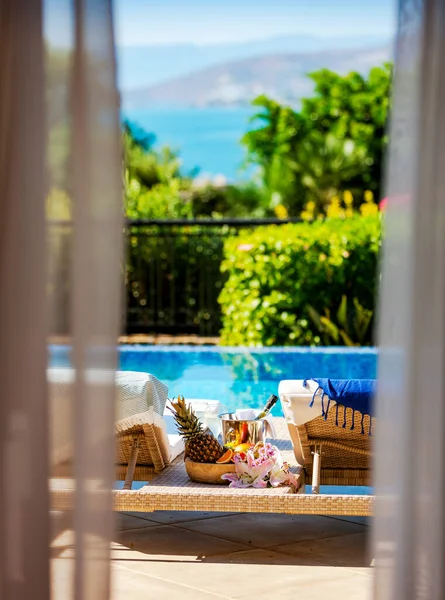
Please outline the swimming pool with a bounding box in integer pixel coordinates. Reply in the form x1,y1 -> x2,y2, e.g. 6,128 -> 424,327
49,345 -> 377,416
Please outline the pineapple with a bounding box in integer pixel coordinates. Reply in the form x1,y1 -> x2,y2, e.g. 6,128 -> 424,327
169,396 -> 224,463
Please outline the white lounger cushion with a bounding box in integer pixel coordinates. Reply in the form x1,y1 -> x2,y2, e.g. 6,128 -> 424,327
279,379 -> 339,467
47,368 -> 168,417
48,368 -> 175,464
278,379 -> 338,427
48,368 -> 223,467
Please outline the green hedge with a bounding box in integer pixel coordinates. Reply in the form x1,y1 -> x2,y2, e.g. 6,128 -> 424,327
218,215 -> 382,346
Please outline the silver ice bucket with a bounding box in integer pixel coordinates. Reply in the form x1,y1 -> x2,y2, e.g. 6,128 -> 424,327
218,412 -> 273,447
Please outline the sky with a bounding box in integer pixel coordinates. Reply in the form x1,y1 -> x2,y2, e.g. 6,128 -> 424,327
44,0 -> 397,48
113,0 -> 397,47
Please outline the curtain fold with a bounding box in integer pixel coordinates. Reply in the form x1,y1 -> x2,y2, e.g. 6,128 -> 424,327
0,1 -> 50,598
375,0 -> 445,598
70,1 -> 123,598
0,0 -> 123,598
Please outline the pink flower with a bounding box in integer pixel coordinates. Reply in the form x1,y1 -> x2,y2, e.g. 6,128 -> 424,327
379,198 -> 388,211
221,444 -> 298,489
269,463 -> 289,487
222,451 -> 274,488
269,459 -> 300,489
237,243 -> 254,252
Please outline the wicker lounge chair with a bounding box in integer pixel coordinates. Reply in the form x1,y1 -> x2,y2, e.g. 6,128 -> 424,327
48,369 -> 184,487
278,379 -> 374,494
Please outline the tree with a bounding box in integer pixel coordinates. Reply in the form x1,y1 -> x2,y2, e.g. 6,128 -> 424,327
290,132 -> 368,212
301,64 -> 392,200
241,96 -> 306,213
242,64 -> 392,216
123,121 -> 182,191
123,121 -> 193,219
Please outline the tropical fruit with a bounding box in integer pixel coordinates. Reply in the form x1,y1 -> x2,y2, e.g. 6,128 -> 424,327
234,443 -> 253,455
216,449 -> 234,464
169,396 -> 224,463
240,422 -> 249,443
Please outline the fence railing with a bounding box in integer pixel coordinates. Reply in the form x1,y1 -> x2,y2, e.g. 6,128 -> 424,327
125,218 -> 300,336
47,218 -> 301,337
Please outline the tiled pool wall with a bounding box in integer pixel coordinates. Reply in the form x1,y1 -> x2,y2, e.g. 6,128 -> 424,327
118,345 -> 377,378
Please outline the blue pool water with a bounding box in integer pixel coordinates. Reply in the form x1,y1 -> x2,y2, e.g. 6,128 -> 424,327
49,346 -> 377,416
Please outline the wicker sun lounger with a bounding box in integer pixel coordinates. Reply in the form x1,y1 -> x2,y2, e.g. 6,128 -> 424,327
52,408 -> 178,487
48,370 -> 373,517
279,379 -> 374,494
48,368 -> 184,487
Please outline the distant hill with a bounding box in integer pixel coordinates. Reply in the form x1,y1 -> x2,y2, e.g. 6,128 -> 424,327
122,45 -> 391,110
117,34 -> 391,90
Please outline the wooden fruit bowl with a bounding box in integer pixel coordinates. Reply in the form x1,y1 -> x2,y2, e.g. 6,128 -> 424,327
185,459 -> 236,485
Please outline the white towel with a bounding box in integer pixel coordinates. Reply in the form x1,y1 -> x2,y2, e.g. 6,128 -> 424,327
235,408 -> 256,420
234,409 -> 277,439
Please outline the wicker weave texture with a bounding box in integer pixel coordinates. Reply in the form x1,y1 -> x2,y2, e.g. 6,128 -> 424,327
116,423 -> 166,473
51,417 -> 374,516
116,430 -> 154,466
295,406 -> 374,486
50,484 -> 373,516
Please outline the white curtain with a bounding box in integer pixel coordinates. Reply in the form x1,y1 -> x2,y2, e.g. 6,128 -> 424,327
375,0 -> 445,598
0,0 -> 123,598
0,1 -> 50,598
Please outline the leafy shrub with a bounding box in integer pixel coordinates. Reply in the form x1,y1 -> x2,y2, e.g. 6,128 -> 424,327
306,295 -> 373,346
126,176 -> 192,220
188,182 -> 273,218
218,215 -> 381,346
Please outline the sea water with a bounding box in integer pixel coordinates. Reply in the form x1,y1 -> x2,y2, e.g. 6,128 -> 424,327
123,106 -> 256,181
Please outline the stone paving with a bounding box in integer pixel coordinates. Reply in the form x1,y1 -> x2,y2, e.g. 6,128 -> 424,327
52,511 -> 373,599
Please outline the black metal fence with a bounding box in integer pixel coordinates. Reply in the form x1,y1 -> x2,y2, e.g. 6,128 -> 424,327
125,218 -> 299,336
46,218 -> 300,337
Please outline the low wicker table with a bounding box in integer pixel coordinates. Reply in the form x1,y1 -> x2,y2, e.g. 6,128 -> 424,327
51,417 -> 374,516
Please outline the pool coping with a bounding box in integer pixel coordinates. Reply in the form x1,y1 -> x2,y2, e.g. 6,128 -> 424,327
50,344 -> 378,354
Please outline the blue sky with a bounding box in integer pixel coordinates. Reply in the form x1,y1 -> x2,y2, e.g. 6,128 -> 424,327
44,0 -> 396,48
114,0 -> 397,46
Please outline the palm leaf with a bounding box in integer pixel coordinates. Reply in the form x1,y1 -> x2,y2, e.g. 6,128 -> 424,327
320,316 -> 341,343
336,295 -> 349,330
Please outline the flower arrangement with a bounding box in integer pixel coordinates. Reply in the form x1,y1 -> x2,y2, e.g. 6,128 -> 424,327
221,442 -> 299,489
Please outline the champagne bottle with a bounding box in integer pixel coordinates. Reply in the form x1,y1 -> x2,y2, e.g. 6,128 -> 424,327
255,394 -> 279,420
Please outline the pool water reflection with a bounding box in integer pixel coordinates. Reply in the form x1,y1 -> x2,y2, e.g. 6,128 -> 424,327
49,345 -> 377,416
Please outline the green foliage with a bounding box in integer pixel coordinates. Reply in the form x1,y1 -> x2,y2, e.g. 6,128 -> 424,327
124,63 -> 391,221
242,96 -> 306,214
290,132 -> 367,212
123,122 -> 183,191
301,64 -> 392,199
242,64 -> 392,216
188,181 -> 273,219
123,121 -> 192,219
123,120 -> 275,220
306,296 -> 373,346
126,176 -> 192,220
218,215 -> 381,346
